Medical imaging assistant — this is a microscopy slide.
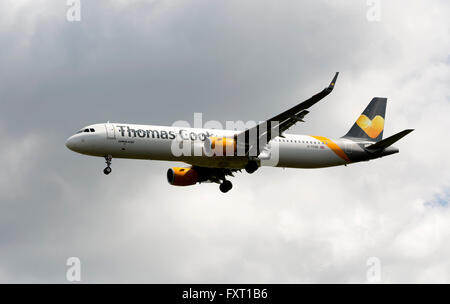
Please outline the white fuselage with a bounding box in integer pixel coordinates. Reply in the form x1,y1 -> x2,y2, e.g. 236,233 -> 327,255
66,123 -> 365,169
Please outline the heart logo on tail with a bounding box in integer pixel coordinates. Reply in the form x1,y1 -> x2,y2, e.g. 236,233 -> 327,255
356,115 -> 384,139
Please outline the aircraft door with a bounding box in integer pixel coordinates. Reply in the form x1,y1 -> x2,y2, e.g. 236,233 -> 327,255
343,140 -> 353,155
105,123 -> 116,139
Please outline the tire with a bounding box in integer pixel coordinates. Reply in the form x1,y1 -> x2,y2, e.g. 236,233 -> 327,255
219,183 -> 228,193
245,161 -> 258,174
104,167 -> 112,175
220,180 -> 232,193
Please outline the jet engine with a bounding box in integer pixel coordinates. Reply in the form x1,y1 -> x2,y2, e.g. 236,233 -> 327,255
166,167 -> 199,186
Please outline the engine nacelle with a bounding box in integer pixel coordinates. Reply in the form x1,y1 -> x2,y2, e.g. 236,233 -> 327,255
167,167 -> 199,186
204,137 -> 237,156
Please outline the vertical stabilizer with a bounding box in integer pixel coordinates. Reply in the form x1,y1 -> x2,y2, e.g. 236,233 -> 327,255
343,97 -> 387,142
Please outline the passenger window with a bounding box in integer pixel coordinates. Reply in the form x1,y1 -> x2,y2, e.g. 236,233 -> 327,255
90,128 -> 95,132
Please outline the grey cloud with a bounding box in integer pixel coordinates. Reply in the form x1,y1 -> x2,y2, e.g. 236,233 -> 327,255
0,0 -> 449,283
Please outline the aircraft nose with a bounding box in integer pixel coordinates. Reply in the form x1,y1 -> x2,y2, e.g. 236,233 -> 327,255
65,136 -> 77,151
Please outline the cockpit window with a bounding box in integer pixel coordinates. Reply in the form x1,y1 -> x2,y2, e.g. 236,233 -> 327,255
76,128 -> 94,134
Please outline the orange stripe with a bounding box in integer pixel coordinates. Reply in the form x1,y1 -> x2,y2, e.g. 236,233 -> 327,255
311,136 -> 351,162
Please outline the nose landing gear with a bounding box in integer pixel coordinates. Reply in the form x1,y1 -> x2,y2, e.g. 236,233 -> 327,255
103,155 -> 112,175
219,180 -> 233,193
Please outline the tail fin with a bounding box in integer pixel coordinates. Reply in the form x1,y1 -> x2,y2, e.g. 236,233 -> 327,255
343,97 -> 387,142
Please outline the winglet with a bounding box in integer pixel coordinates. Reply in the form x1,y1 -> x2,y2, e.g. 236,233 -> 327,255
328,72 -> 339,91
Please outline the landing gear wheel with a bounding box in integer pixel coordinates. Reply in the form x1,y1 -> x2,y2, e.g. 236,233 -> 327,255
245,161 -> 258,174
219,180 -> 233,193
104,155 -> 112,175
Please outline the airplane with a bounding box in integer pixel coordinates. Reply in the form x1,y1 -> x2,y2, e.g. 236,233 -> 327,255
65,73 -> 413,193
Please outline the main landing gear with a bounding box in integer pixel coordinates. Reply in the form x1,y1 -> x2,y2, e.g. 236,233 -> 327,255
103,155 -> 112,175
219,180 -> 233,193
245,161 -> 258,174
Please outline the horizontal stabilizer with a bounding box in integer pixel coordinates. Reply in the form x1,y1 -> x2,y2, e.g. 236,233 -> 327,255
365,129 -> 414,152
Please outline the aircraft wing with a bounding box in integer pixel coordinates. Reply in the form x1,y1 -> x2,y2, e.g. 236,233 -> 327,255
237,72 -> 339,155
190,166 -> 241,184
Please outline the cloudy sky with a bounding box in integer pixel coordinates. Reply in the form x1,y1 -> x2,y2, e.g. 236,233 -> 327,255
0,0 -> 449,283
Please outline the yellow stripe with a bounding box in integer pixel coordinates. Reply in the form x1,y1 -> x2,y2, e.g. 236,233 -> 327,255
311,136 -> 351,163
